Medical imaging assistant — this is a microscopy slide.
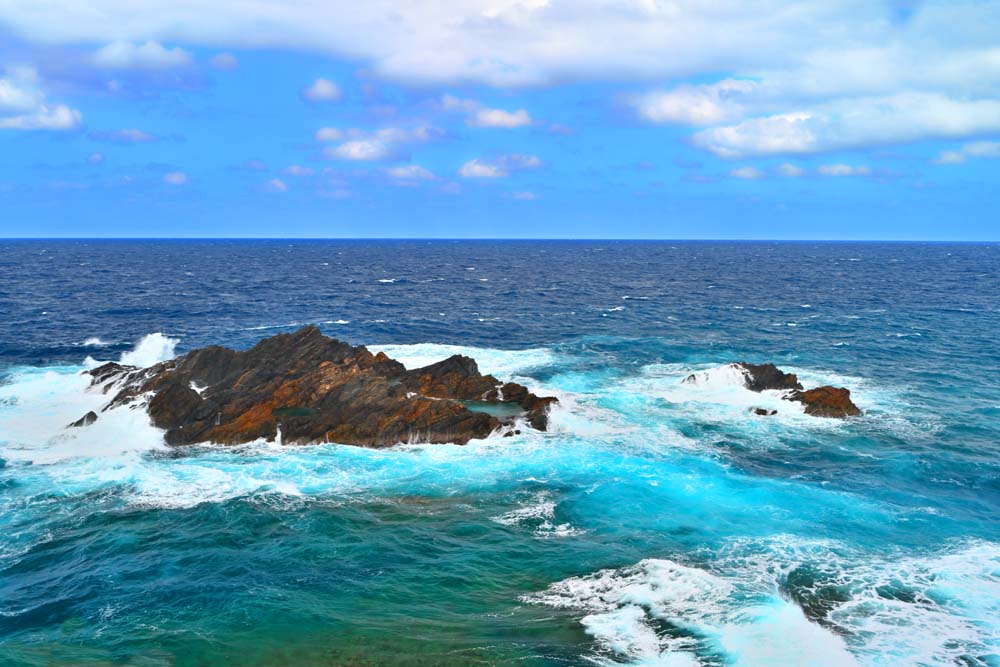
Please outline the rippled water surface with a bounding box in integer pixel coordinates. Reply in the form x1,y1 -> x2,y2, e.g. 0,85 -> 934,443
1,240 -> 998,667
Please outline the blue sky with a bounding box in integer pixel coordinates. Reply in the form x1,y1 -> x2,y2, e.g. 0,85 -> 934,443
0,1 -> 998,239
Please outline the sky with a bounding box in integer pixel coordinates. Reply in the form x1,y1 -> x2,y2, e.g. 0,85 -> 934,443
0,0 -> 998,240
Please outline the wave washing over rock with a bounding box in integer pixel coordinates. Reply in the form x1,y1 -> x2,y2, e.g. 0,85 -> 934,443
75,326 -> 557,447
682,362 -> 861,418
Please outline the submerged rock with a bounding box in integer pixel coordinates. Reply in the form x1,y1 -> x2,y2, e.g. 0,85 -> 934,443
79,326 -> 557,448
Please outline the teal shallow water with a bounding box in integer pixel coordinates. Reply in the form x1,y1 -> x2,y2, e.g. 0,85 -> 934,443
1,241 -> 998,666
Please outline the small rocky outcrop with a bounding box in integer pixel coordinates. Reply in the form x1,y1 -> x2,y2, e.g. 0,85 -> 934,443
67,411 -> 98,428
685,362 -> 860,418
77,326 -> 557,448
787,386 -> 862,418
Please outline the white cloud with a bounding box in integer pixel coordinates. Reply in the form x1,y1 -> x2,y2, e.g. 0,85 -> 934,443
459,153 -> 541,178
934,141 -> 1000,164
441,95 -> 532,128
511,190 -> 538,200
265,178 -> 288,192
0,104 -> 80,130
633,79 -> 756,125
0,66 -> 81,131
210,52 -> 239,70
692,94 -> 1000,158
459,159 -> 505,178
283,165 -> 315,176
329,139 -> 391,161
818,164 -> 871,176
778,163 -> 803,177
386,164 -> 435,180
324,126 -> 440,161
4,2 -> 1000,154
88,152 -> 104,164
163,171 -> 188,185
301,77 -> 341,102
730,166 -> 765,180
467,107 -> 532,128
93,41 -> 192,69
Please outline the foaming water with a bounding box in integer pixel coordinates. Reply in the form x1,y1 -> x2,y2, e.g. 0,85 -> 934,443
118,332 -> 180,367
0,241 -> 998,666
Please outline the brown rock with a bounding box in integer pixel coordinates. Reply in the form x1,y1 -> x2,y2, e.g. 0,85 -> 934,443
87,326 -> 557,448
787,386 -> 861,418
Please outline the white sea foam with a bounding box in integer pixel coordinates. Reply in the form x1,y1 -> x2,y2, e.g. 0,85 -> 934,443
492,491 -> 583,538
82,337 -> 107,346
367,342 -> 555,378
119,333 -> 179,367
707,536 -> 1000,667
0,366 -> 166,464
524,557 -> 857,666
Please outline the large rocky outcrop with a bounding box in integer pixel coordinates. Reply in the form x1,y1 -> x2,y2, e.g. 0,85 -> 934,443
684,362 -> 861,418
78,326 -> 557,448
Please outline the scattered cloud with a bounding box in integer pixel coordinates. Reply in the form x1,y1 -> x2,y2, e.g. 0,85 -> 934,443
0,66 -> 81,131
441,95 -> 532,128
633,79 -> 756,125
459,159 -> 504,179
243,159 -> 267,171
283,165 -> 315,176
934,141 -> 1000,164
468,107 -> 531,128
511,190 -> 539,200
89,128 -> 157,143
386,164 -> 436,180
88,152 -> 104,164
163,171 -> 188,185
323,126 -> 440,162
301,77 -> 341,102
778,163 -> 803,177
264,178 -> 288,192
818,164 -> 871,176
93,41 -> 192,70
210,53 -> 239,70
459,153 -> 541,178
730,166 -> 765,180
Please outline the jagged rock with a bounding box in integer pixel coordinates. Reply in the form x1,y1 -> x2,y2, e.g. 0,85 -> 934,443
751,407 -> 777,416
735,362 -> 804,392
67,411 -> 98,428
787,386 -> 862,418
85,326 -> 557,448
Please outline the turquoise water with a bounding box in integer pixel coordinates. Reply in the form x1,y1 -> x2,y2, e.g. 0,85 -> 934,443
0,241 -> 998,666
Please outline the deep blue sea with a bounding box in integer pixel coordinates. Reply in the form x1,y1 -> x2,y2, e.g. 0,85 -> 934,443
1,240 -> 998,667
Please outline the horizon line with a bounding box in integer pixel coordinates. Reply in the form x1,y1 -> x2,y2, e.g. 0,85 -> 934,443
1,237 -> 998,243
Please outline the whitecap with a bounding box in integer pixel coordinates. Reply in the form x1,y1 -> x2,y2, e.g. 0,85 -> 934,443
119,333 -> 180,367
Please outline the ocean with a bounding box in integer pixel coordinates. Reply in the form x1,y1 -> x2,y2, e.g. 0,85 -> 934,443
0,240 -> 998,667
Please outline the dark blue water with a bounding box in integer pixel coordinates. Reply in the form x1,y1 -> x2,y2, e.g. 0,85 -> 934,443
1,240 -> 998,666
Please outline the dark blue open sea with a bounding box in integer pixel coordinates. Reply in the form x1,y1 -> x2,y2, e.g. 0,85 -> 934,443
1,240 -> 998,667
